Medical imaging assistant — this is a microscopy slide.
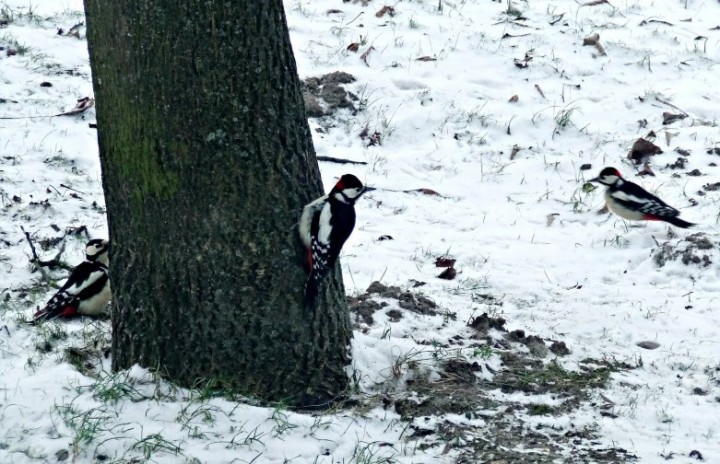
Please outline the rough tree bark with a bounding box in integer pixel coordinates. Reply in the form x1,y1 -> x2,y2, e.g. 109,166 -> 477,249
83,0 -> 351,406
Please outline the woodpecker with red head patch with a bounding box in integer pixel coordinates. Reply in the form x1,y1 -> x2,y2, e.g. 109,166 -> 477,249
589,167 -> 694,228
32,239 -> 111,323
299,174 -> 373,306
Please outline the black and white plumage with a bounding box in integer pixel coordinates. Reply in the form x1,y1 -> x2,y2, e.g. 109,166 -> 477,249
589,167 -> 694,228
299,174 -> 373,306
32,239 -> 111,323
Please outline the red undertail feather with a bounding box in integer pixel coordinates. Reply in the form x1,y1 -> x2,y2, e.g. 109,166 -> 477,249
643,214 -> 662,221
60,306 -> 78,318
306,248 -> 313,272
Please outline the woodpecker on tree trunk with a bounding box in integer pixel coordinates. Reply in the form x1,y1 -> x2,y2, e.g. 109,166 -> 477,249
298,174 -> 374,307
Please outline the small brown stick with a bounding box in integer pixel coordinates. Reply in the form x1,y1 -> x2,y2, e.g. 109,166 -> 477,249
20,226 -> 73,276
316,156 -> 368,165
655,97 -> 689,116
59,183 -> 87,195
21,226 -> 53,284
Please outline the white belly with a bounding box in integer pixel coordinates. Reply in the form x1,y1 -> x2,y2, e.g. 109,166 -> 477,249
605,191 -> 645,221
78,282 -> 112,316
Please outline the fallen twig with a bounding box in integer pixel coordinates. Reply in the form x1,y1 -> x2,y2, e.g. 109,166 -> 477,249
654,97 -> 688,116
0,97 -> 95,120
60,183 -> 87,195
21,226 -> 53,284
20,226 -> 73,279
317,156 -> 368,165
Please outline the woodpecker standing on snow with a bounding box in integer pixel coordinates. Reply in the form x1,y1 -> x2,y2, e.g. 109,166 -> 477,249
32,238 -> 111,323
589,167 -> 694,228
299,174 -> 373,306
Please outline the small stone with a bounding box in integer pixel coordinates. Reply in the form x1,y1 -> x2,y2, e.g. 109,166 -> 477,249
549,340 -> 571,356
56,449 -> 70,461
386,309 -> 402,322
636,341 -> 660,350
437,267 -> 457,280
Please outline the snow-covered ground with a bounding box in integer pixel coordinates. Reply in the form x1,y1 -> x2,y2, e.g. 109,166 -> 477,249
2,0 -> 720,462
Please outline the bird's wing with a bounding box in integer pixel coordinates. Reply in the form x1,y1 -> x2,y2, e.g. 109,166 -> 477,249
610,182 -> 679,218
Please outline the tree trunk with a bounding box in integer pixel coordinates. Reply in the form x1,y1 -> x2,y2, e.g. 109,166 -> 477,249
83,0 -> 351,406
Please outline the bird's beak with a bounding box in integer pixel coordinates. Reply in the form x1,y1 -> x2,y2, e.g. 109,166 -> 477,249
587,177 -> 599,183
360,186 -> 376,196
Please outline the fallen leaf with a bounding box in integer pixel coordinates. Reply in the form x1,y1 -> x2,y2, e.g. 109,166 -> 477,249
534,84 -> 546,99
60,22 -> 84,38
375,5 -> 395,17
546,213 -> 559,227
501,32 -> 531,39
437,267 -> 457,280
582,182 -> 597,194
410,188 -> 441,196
638,162 -> 655,176
416,56 -> 437,62
628,137 -> 662,164
359,46 -> 375,66
326,9 -> 343,14
359,125 -> 382,146
583,33 -> 600,46
510,145 -> 521,160
665,130 -> 678,146
549,13 -> 565,25
666,157 -> 687,170
662,112 -> 687,125
509,94 -> 519,102
347,42 -> 360,52
58,97 -> 95,116
581,0 -> 610,6
435,257 -> 456,268
639,18 -> 673,26
636,341 -> 660,350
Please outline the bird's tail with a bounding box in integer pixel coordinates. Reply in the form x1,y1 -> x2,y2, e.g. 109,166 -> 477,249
664,216 -> 695,228
303,273 -> 320,309
303,265 -> 334,309
30,300 -> 78,324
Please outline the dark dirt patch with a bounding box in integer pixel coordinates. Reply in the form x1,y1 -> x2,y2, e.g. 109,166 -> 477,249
653,233 -> 715,268
469,313 -> 569,358
348,281 -> 438,325
350,286 -> 633,462
302,71 -> 358,117
384,353 -> 633,463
